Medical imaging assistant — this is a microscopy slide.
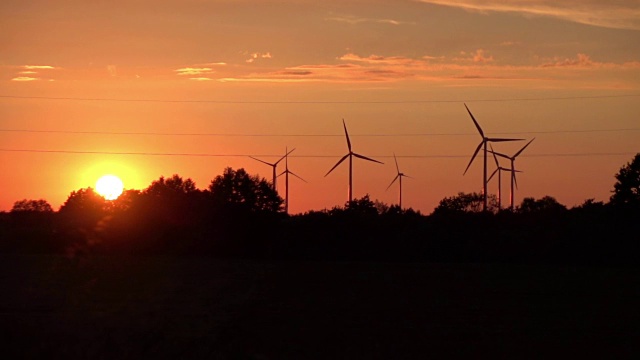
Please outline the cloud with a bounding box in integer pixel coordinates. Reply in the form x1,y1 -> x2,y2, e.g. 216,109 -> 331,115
215,50 -> 640,88
189,77 -> 213,81
12,76 -> 39,81
540,53 -> 640,69
326,15 -> 410,26
19,71 -> 38,74
246,52 -> 272,63
416,0 -> 640,30
453,49 -> 494,63
23,65 -> 56,70
176,67 -> 214,75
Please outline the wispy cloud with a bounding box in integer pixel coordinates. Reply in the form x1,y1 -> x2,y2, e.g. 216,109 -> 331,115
19,71 -> 38,74
326,15 -> 410,26
453,49 -> 494,63
23,65 -> 56,70
176,67 -> 214,76
189,77 -> 213,81
12,76 -> 39,82
540,53 -> 640,69
417,0 -> 640,30
217,50 -> 640,88
246,52 -> 272,63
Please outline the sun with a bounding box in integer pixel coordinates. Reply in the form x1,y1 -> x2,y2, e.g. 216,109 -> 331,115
96,175 -> 124,200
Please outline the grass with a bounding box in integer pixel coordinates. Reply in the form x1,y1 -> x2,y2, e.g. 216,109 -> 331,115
1,254 -> 639,358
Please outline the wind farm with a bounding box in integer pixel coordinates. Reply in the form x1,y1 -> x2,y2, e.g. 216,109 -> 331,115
2,1 -> 640,358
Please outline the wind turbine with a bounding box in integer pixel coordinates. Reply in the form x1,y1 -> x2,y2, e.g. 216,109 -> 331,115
386,153 -> 412,209
249,147 -> 295,191
325,119 -> 384,203
277,146 -> 306,214
488,144 -> 522,210
490,138 -> 535,211
463,103 -> 523,212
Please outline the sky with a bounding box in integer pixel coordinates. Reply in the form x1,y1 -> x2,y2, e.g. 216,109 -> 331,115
1,0 -> 639,214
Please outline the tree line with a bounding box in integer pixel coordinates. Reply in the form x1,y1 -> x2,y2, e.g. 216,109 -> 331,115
1,154 -> 639,265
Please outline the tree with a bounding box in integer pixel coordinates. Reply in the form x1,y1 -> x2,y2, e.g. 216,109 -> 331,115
145,174 -> 198,197
208,167 -> 283,213
433,192 -> 499,214
518,196 -> 567,214
611,153 -> 640,206
11,199 -> 53,213
58,187 -> 108,230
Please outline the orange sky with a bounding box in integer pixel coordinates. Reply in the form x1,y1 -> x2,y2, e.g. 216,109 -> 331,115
1,0 -> 639,214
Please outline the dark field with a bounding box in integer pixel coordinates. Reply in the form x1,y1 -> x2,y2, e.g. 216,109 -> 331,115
1,254 -> 639,358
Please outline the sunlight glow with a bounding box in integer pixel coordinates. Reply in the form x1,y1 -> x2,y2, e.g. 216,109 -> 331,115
96,175 -> 124,200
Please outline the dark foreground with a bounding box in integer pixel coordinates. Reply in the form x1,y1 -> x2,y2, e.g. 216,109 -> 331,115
1,255 -> 639,359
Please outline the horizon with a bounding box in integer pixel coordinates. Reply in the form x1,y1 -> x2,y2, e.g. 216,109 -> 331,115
2,0 -> 639,214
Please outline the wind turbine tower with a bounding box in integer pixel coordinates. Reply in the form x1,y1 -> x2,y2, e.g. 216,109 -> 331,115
325,119 -> 383,203
463,104 -> 523,211
249,148 -> 295,191
386,153 -> 412,209
278,147 -> 306,214
490,138 -> 535,211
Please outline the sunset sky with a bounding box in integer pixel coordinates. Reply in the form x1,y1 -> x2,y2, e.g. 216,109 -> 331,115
1,0 -> 639,214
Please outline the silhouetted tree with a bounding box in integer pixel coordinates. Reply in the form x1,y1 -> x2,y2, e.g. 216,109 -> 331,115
518,196 -> 567,214
208,167 -> 283,213
59,188 -> 106,217
11,199 -> 54,213
610,153 -> 640,207
345,195 -> 378,216
433,192 -> 499,214
145,174 -> 198,197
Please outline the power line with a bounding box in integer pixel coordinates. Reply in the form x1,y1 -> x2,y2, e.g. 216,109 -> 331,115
1,128 -> 639,137
0,148 -> 635,158
1,94 -> 639,104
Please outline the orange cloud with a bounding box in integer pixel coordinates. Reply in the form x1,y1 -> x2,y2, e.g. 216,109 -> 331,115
23,65 -> 56,70
246,52 -> 272,63
12,76 -> 39,81
417,0 -> 640,30
176,67 -> 214,75
326,15 -> 409,26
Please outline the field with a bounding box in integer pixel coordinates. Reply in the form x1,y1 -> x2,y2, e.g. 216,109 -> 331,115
1,254 -> 639,358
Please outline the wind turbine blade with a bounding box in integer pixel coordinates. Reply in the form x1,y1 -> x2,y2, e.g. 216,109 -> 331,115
393,153 -> 400,173
249,156 -> 275,167
463,141 -> 483,175
289,171 -> 307,183
342,119 -> 352,152
513,138 -> 535,158
324,154 -> 350,177
488,150 -> 511,160
490,144 -> 500,168
353,153 -> 384,164
386,175 -> 399,191
277,170 -> 286,177
513,171 -> 519,190
403,174 -> 414,179
487,138 -> 524,142
274,147 -> 296,166
464,103 -> 484,138
488,168 -> 498,182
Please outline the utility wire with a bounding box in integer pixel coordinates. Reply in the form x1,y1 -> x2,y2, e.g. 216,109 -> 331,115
1,94 -> 639,104
0,148 -> 635,158
1,128 -> 639,137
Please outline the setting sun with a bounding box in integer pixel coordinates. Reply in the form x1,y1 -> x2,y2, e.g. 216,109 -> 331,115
96,175 -> 124,200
